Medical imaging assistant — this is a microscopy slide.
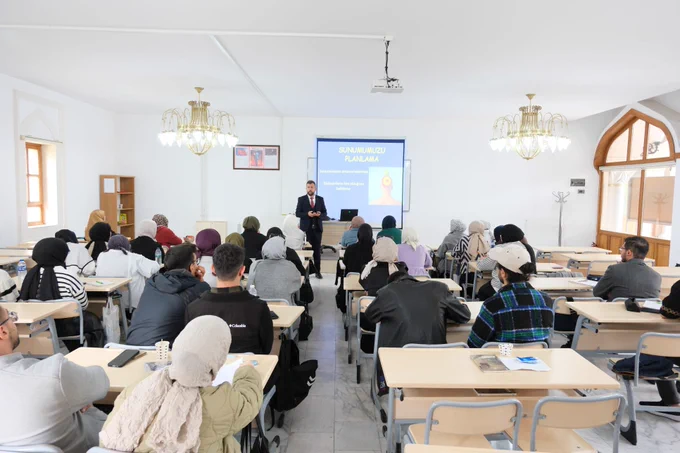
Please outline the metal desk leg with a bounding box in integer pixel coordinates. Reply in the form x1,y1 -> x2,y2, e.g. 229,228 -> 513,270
345,290 -> 351,342
571,315 -> 587,350
356,297 -> 362,382
45,316 -> 61,354
471,270 -> 479,300
116,291 -> 130,339
386,387 -> 395,453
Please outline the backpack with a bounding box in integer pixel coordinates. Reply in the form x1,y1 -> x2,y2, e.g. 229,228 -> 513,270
299,280 -> 314,304
297,304 -> 313,341
270,338 -> 318,412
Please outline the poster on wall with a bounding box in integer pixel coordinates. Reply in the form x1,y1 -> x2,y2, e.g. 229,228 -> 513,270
233,145 -> 280,171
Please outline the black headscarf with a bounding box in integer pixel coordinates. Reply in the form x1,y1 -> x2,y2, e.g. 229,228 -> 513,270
87,222 -> 112,260
501,224 -> 536,265
493,225 -> 504,244
266,227 -> 285,239
19,238 -> 69,301
55,229 -> 78,244
382,215 -> 397,230
345,224 -> 375,274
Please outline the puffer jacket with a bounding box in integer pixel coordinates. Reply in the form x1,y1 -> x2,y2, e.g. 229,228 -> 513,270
126,269 -> 210,346
104,366 -> 263,453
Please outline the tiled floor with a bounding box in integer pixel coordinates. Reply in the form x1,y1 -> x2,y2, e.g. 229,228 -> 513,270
265,274 -> 680,452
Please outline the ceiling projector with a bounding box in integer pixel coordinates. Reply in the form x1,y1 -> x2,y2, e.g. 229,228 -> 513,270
371,78 -> 404,94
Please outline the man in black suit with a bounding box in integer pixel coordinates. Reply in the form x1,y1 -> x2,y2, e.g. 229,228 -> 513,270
296,180 -> 327,278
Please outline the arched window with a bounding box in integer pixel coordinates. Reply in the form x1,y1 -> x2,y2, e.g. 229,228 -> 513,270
595,110 -> 676,266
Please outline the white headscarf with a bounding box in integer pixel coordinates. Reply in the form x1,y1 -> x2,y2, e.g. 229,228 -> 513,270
100,316 -> 232,453
282,215 -> 300,238
467,220 -> 491,260
361,237 -> 400,279
262,236 -> 287,260
402,227 -> 419,251
139,219 -> 158,239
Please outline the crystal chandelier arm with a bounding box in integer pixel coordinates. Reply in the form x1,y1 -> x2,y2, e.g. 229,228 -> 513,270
544,112 -> 569,132
212,111 -> 236,134
160,108 -> 187,131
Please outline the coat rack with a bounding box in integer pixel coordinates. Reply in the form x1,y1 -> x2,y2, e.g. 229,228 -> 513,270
553,191 -> 570,246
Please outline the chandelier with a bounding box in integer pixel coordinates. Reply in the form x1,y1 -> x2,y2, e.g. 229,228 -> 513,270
489,94 -> 570,160
158,87 -> 238,156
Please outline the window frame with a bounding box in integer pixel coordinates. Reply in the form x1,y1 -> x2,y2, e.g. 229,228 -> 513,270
25,142 -> 45,227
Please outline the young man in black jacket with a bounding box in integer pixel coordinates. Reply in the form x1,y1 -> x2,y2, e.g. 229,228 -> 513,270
187,243 -> 273,354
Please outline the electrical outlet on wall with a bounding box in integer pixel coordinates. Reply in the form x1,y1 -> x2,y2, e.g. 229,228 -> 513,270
578,189 -> 585,194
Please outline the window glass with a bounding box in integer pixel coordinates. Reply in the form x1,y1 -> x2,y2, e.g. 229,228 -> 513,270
600,169 -> 641,234
605,129 -> 629,163
640,166 -> 675,239
27,147 -> 40,174
646,124 -> 671,159
629,120 -> 645,161
28,176 -> 41,203
27,206 -> 42,224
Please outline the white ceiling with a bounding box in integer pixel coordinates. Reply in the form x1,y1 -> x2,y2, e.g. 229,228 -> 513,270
2,0 -> 680,120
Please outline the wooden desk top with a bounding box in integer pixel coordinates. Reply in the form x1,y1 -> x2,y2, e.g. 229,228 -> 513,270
529,277 -> 594,292
560,253 -> 654,265
296,250 -> 314,260
652,267 -> 680,278
345,274 -> 462,292
378,348 -> 619,390
469,262 -> 566,274
535,246 -> 611,254
0,249 -> 32,258
65,347 -> 278,393
565,301 -> 680,325
0,301 -> 79,323
0,257 -> 22,266
268,303 -> 304,328
81,277 -> 132,293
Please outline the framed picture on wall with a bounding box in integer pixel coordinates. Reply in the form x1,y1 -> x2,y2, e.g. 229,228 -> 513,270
233,145 -> 280,170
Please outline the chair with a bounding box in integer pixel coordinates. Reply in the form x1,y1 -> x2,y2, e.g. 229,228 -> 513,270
610,332 -> 680,446
611,297 -> 663,306
481,341 -> 548,349
104,343 -> 155,350
408,400 -> 523,450
551,296 -> 604,348
262,298 -> 298,341
27,298 -> 84,354
587,261 -> 613,278
356,296 -> 376,383
526,394 -> 626,453
0,446 -> 63,453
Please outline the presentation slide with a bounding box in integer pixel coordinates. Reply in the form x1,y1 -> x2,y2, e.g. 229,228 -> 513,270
316,138 -> 405,227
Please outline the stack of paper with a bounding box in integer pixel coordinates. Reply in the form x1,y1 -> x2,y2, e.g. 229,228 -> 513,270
571,279 -> 598,288
212,359 -> 244,386
499,356 -> 550,372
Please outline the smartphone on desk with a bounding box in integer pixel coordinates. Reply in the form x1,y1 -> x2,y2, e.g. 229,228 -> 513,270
270,310 -> 280,320
108,349 -> 141,368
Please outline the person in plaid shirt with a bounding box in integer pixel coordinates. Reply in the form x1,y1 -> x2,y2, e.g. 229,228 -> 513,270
468,242 -> 553,348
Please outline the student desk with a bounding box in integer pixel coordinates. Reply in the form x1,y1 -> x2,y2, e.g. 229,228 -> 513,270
296,250 -> 314,261
559,253 -> 654,271
65,347 -> 278,403
379,347 -> 619,453
529,277 -> 594,295
268,303 -> 304,352
0,301 -> 79,355
653,266 -> 680,278
566,301 -> 680,356
0,256 -> 23,267
81,277 -> 132,337
0,249 -> 33,258
534,246 -> 611,262
466,262 -> 568,300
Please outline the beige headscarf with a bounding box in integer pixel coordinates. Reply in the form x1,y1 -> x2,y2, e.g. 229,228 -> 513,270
85,210 -> 106,241
467,220 -> 490,260
224,232 -> 245,247
361,237 -> 400,279
402,227 -> 419,251
100,316 -> 232,453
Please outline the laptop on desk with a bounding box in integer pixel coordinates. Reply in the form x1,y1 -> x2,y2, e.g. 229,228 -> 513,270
340,209 -> 358,221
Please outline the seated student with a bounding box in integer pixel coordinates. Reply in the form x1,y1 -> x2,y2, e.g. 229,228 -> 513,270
19,238 -> 104,348
468,243 -> 552,348
649,281 -> 680,414
282,213 -> 306,250
360,237 -> 407,296
249,237 -> 302,305
86,221 -> 112,261
0,306 -> 109,452
436,219 -> 466,276
56,229 -> 95,277
152,213 -> 184,248
241,216 -> 267,273
187,243 -> 273,354
84,209 -> 106,241
344,223 -> 375,274
0,269 -> 18,301
454,220 -> 490,296
397,227 -> 432,277
500,224 -> 537,266
267,227 -> 306,276
476,225 -> 505,300
196,228 -> 222,287
594,236 -> 661,301
376,215 -> 402,244
100,316 -> 262,453
130,219 -> 165,263
126,244 -> 209,346
96,235 -> 161,310
341,216 -> 365,247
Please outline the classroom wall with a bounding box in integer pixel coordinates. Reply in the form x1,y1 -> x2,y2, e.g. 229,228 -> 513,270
0,74 -> 116,247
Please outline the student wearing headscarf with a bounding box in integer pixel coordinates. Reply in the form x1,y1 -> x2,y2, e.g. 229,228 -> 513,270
476,225 -> 505,300
152,214 -> 183,248
241,216 -> 267,273
436,219 -> 466,276
130,219 -> 165,263
224,232 -> 245,247
397,227 -> 433,277
282,214 -> 305,250
96,235 -> 161,309
267,227 -> 306,276
376,215 -> 402,244
249,237 -> 302,305
196,228 -> 222,287
84,209 -> 106,241
501,224 -> 537,267
454,221 -> 491,297
56,229 -> 95,277
86,222 -> 112,261
0,269 -> 18,301
360,237 -> 407,296
343,223 -> 375,275
341,216 -> 365,247
100,316 -> 263,453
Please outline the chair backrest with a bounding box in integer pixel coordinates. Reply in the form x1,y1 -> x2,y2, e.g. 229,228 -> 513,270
531,394 -> 625,452
612,297 -> 662,304
404,342 -> 468,349
587,261 -> 613,277
425,400 -> 523,448
104,343 -> 155,351
543,271 -> 584,279
634,332 -> 680,385
481,341 -> 548,349
0,446 -> 64,453
262,298 -> 292,307
357,296 -> 375,313
552,296 -> 604,316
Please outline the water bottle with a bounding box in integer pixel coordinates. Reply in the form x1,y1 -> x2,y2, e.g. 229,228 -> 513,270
17,260 -> 27,285
248,285 -> 258,297
154,247 -> 163,264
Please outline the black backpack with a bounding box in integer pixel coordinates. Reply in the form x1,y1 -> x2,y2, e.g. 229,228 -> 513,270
271,338 -> 318,412
297,304 -> 313,341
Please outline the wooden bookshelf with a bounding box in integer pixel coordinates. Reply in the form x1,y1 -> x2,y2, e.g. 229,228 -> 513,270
99,175 -> 135,238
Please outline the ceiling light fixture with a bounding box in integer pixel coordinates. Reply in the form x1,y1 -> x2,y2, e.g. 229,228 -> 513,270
489,94 -> 570,160
370,37 -> 403,94
158,87 -> 238,156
